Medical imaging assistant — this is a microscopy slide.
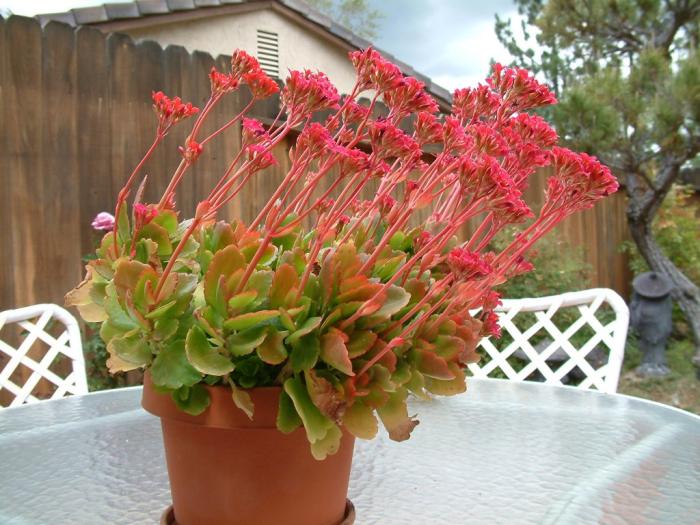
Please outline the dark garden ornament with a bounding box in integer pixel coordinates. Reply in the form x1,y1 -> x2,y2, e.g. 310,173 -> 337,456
630,272 -> 674,378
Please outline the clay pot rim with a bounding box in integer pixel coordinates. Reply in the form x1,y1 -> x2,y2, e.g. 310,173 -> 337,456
142,372 -> 285,429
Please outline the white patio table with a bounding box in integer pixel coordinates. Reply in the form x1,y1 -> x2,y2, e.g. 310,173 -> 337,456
1,378 -> 698,525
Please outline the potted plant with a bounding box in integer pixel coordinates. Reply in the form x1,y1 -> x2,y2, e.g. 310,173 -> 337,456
66,48 -> 617,525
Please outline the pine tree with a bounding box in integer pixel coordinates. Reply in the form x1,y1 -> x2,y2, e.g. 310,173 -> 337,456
496,0 -> 700,363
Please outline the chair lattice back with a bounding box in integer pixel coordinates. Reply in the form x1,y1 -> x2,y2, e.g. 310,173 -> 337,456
0,304 -> 88,407
468,288 -> 629,393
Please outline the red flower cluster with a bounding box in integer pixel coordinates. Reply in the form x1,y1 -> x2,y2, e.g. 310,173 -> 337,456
452,85 -> 501,122
243,69 -> 280,99
133,203 -> 157,229
231,50 -> 261,78
384,77 -> 439,117
447,248 -> 493,280
242,118 -> 267,144
178,140 -> 203,162
210,67 -> 239,94
119,47 -> 617,356
349,47 -> 403,92
547,147 -> 619,212
282,70 -> 340,117
488,63 -> 557,112
152,91 -> 198,133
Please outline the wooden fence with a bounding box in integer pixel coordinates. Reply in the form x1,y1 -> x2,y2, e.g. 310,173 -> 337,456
0,14 -> 632,332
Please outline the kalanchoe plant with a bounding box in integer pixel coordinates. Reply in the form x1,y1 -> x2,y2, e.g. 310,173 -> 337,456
66,49 -> 617,459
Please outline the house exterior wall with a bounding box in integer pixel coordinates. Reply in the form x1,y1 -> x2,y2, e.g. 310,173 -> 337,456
125,9 -> 358,94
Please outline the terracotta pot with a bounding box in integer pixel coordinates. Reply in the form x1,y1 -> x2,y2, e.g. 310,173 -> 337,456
142,373 -> 356,525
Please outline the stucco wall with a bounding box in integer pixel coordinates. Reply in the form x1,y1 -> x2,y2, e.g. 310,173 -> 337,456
126,9 -> 358,95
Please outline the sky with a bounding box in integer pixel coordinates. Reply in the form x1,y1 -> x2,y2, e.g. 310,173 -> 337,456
0,0 -> 521,92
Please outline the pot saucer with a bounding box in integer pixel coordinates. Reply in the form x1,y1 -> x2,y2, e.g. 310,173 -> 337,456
160,499 -> 356,525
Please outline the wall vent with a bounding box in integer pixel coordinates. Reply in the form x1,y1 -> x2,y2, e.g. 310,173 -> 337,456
256,29 -> 279,79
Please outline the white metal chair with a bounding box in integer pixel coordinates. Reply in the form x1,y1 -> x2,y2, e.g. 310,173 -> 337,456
0,304 -> 88,407
469,288 -> 629,393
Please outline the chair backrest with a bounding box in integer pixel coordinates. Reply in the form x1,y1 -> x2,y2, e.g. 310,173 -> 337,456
468,288 -> 629,393
0,304 -> 88,407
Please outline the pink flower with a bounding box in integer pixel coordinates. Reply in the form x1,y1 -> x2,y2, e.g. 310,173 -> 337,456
91,212 -> 115,231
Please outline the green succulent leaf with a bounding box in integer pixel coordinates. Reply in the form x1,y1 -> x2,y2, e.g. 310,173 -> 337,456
152,209 -> 178,235
227,325 -> 268,356
310,423 -> 342,461
347,330 -> 378,358
320,328 -> 354,375
117,204 -> 130,246
424,363 -> 467,395
145,300 -> 177,319
342,401 -> 378,440
150,340 -> 202,389
227,290 -> 258,313
256,328 -> 289,365
377,388 -> 419,442
286,316 -> 322,345
283,376 -> 334,444
223,310 -> 279,331
138,222 -> 172,257
172,384 -> 211,416
289,332 -> 320,373
270,263 -> 298,308
415,348 -> 455,380
108,334 -> 152,370
433,335 -> 466,361
185,325 -> 234,376
204,245 -> 245,314
153,318 -> 179,341
372,285 -> 411,319
228,378 -> 254,419
277,389 -> 303,434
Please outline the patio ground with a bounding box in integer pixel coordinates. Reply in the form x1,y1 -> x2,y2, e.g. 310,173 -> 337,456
618,336 -> 700,415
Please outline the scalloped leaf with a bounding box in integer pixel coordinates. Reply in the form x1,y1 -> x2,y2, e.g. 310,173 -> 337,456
377,388 -> 419,442
424,362 -> 467,396
277,389 -> 303,434
283,376 -> 334,443
342,401 -> 378,440
256,328 -> 288,365
172,384 -> 210,416
372,285 -> 411,319
204,245 -> 245,314
185,325 -> 234,376
305,370 -> 346,423
224,310 -> 279,331
227,325 -> 268,356
150,340 -> 201,389
416,348 -> 455,380
108,334 -> 151,371
433,335 -> 466,361
229,380 -> 254,419
227,290 -> 258,313
138,222 -> 172,257
270,263 -> 298,308
286,316 -> 322,345
310,423 -> 342,460
347,330 -> 378,358
290,332 -> 320,372
320,328 -> 354,376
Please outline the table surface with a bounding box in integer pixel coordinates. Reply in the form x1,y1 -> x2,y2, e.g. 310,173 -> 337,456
1,378 -> 699,525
